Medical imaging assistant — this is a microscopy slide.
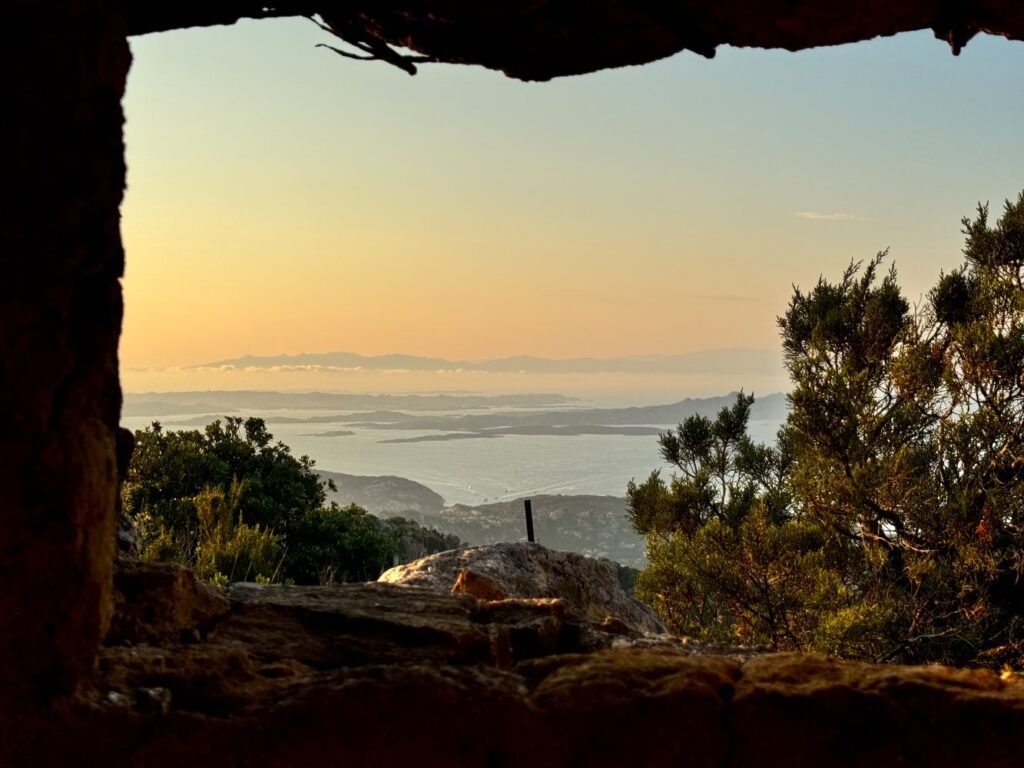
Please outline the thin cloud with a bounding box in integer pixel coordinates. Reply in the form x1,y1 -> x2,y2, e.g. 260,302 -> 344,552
695,294 -> 762,304
795,211 -> 859,222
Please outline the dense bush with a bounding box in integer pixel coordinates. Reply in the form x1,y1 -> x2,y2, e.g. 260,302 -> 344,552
285,504 -> 398,585
628,394 -> 887,655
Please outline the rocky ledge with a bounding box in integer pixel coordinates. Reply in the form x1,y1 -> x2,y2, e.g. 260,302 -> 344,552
3,551 -> 1024,766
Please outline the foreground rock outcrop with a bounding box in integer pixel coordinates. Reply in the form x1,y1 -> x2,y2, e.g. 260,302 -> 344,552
2,560 -> 1024,767
0,1 -> 129,709
106,560 -> 230,646
379,542 -> 665,635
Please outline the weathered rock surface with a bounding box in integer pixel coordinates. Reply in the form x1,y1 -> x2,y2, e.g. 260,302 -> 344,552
379,542 -> 666,635
727,654 -> 1024,767
0,0 -> 129,709
4,564 -> 1024,767
116,509 -> 141,559
107,560 -> 230,646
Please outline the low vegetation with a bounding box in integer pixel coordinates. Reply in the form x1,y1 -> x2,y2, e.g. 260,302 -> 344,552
124,416 -> 455,585
630,192 -> 1024,667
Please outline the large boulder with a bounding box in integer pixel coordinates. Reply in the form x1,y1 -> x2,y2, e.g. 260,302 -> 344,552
379,542 -> 666,635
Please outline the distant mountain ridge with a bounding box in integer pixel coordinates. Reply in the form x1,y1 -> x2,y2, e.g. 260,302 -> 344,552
315,392 -> 789,432
192,348 -> 784,376
125,390 -> 790,449
122,391 -> 574,416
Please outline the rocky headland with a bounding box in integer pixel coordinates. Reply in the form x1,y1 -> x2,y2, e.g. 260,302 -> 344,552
320,470 -> 446,517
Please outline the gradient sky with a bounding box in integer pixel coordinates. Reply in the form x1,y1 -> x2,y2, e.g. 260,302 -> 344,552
120,19 -> 1024,394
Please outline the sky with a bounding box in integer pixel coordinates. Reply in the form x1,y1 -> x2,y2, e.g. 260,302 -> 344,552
120,19 -> 1024,397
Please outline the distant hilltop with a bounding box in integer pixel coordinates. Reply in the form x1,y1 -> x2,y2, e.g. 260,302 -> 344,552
190,348 -> 784,376
319,470 -> 645,568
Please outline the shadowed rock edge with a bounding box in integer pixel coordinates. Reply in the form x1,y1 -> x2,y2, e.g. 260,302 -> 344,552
120,2 -> 1024,81
5,563 -> 1024,767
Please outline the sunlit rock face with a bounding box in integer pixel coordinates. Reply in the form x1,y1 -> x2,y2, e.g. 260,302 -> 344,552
380,542 -> 666,635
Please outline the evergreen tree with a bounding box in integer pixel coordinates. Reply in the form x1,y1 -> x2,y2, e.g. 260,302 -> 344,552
633,191 -> 1024,665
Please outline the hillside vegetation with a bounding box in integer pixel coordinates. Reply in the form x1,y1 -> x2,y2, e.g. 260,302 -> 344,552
123,418 -> 456,585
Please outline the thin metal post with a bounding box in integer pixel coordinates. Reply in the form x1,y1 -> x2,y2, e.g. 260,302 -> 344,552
524,498 -> 535,543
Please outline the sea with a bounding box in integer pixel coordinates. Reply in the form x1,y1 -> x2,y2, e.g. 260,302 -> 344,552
120,407 -> 784,507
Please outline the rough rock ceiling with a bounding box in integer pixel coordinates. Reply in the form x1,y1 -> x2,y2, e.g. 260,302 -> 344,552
121,1 -> 1024,80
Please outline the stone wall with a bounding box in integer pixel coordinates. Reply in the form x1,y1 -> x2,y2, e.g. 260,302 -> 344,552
0,0 -> 129,706
3,567 -> 1024,767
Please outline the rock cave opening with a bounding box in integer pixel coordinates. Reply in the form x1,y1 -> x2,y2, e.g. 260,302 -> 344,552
4,3 -> 1024,765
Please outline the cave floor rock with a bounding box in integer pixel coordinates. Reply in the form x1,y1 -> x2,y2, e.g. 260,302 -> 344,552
4,566 -> 1024,767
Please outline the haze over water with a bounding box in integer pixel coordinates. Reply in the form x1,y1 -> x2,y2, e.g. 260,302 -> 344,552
121,21 -> 1024,395
122,389 -> 788,505
119,21 -> 1024,502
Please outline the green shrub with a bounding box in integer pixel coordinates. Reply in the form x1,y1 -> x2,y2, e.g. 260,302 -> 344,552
285,503 -> 398,585
192,483 -> 281,583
